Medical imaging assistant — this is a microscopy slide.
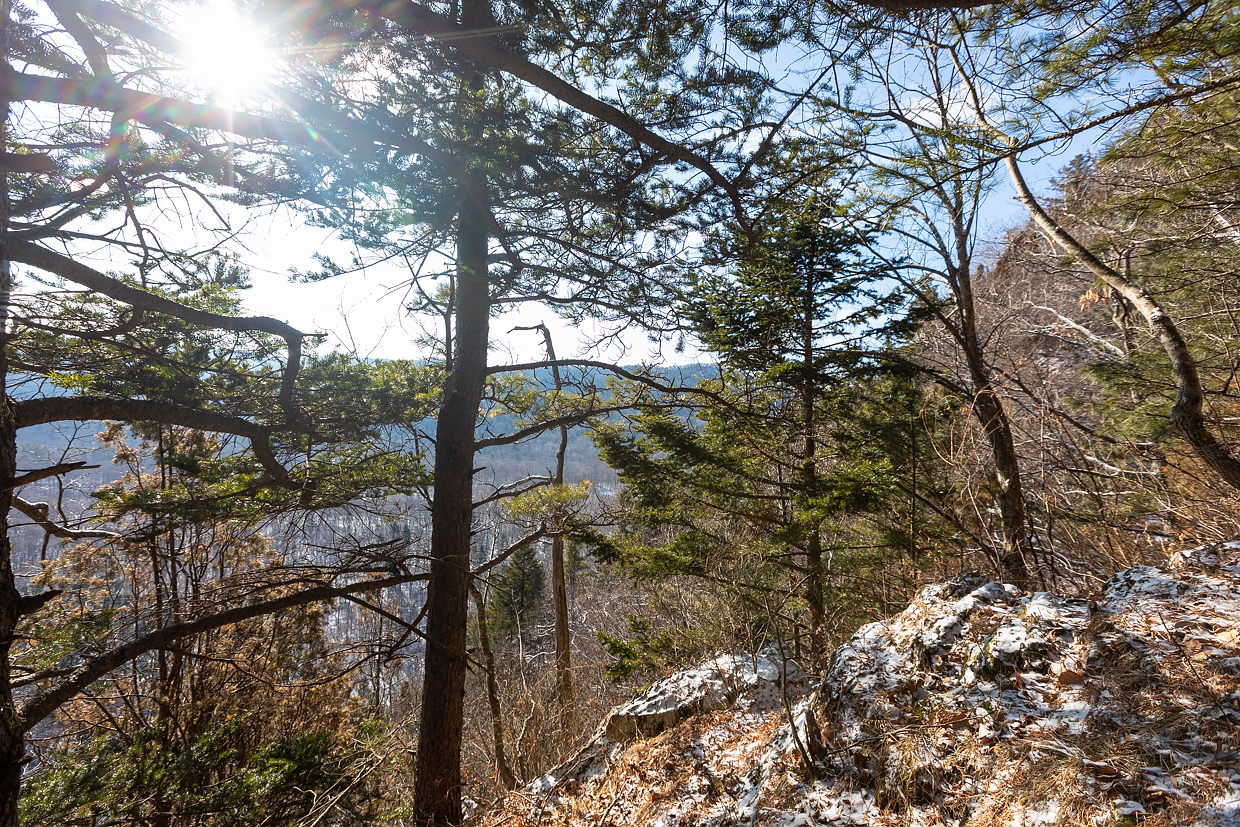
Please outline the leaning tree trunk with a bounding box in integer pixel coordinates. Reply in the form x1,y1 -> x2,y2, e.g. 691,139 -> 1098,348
955,262 -> 1035,590
1005,156 -> 1240,490
411,164 -> 490,826
0,3 -> 26,823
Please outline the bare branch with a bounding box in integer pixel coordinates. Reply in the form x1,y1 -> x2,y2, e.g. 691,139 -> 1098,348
470,529 -> 547,578
6,461 -> 94,491
11,496 -> 120,540
18,573 -> 427,731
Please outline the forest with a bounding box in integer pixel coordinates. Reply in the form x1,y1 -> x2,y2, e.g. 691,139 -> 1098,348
1,0 -> 1238,824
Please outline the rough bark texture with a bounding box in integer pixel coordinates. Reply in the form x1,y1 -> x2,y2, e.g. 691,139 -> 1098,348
412,165 -> 490,825
1006,156 -> 1240,491
0,4 -> 23,822
971,384 -> 1034,587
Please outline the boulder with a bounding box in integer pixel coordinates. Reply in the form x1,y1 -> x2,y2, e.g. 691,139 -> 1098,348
603,650 -> 802,740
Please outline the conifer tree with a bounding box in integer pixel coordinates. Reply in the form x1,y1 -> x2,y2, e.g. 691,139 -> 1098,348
596,158 -> 941,662
486,545 -> 546,641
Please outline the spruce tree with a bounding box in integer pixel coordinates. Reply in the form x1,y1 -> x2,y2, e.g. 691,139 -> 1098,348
595,156 -> 942,662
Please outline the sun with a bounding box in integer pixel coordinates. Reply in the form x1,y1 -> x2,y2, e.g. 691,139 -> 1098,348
178,1 -> 277,105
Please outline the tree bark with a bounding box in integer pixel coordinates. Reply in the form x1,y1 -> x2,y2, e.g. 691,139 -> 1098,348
550,531 -> 572,732
955,263 -> 1034,589
0,3 -> 25,821
800,275 -> 825,659
412,162 -> 490,825
542,325 -> 574,738
410,1 -> 495,815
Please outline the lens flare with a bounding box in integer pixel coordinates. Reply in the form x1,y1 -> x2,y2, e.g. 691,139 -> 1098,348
178,1 -> 276,105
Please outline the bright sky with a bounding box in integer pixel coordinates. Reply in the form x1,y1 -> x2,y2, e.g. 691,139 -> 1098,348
161,0 -> 695,367
163,0 -> 1090,367
221,208 -> 684,365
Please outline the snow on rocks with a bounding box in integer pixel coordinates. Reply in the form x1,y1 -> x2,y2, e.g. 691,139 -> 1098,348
486,546 -> 1240,827
522,647 -> 805,799
603,651 -> 804,741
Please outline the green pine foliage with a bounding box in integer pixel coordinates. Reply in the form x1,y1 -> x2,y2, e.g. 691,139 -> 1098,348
592,166 -> 955,668
486,545 -> 547,640
22,721 -> 381,827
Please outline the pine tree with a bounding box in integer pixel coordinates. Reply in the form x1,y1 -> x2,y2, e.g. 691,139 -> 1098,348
486,545 -> 547,642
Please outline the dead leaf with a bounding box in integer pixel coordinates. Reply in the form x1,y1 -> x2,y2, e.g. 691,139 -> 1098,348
1057,670 -> 1085,686
1084,761 -> 1119,776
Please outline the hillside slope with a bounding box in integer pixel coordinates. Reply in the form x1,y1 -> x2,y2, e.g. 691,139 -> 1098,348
486,546 -> 1240,826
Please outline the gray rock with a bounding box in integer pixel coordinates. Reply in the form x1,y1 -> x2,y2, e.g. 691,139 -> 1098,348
603,650 -> 802,740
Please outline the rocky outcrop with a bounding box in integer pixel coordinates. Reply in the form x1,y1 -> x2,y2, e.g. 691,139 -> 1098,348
603,652 -> 804,741
490,545 -> 1240,827
525,649 -> 804,796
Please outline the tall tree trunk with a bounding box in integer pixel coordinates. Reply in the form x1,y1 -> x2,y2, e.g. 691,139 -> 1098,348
1005,156 -> 1240,490
0,2 -> 26,822
550,531 -> 572,732
799,280 -> 824,660
412,165 -> 490,826
412,0 -> 495,818
515,322 -> 574,735
543,326 -> 574,738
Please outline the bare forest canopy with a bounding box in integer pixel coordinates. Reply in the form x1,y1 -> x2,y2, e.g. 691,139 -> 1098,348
2,0 -> 1240,824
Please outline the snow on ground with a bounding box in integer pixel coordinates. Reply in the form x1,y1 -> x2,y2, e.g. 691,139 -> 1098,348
485,545 -> 1240,826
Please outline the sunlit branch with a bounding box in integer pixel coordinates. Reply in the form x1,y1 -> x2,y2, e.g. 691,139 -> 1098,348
11,496 -> 119,540
487,359 -> 726,401
473,403 -> 632,450
1,67 -> 452,168
469,528 -> 547,578
360,0 -> 750,233
14,397 -> 303,491
472,475 -> 553,508
9,240 -> 305,417
5,461 -> 94,491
